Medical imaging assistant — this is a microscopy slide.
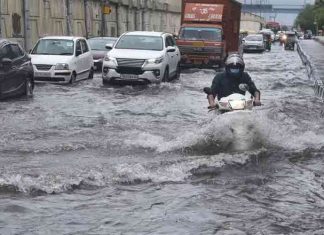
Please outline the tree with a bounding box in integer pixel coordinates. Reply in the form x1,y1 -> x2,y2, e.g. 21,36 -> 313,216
294,5 -> 316,32
314,3 -> 324,34
295,3 -> 324,34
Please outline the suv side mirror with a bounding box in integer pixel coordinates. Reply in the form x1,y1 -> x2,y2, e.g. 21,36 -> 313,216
76,48 -> 82,57
105,43 -> 113,50
2,58 -> 13,71
167,47 -> 176,53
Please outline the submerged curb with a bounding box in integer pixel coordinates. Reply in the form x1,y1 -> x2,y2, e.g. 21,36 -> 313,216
297,41 -> 324,100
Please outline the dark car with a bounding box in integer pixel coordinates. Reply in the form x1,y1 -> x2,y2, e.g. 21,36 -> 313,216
88,37 -> 118,71
304,30 -> 313,39
0,39 -> 34,100
283,32 -> 297,50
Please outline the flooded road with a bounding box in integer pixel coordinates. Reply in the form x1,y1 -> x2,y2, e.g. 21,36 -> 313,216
1,44 -> 324,234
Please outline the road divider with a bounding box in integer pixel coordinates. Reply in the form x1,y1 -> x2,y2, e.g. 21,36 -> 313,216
297,41 -> 324,100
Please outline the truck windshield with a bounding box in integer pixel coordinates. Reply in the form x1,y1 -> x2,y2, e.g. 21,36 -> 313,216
179,27 -> 222,41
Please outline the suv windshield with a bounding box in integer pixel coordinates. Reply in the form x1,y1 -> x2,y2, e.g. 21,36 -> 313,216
88,38 -> 117,51
246,35 -> 263,41
115,35 -> 163,51
31,39 -> 74,55
179,27 -> 222,41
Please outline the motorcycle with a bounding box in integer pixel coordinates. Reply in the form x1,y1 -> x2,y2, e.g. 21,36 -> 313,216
204,84 -> 254,114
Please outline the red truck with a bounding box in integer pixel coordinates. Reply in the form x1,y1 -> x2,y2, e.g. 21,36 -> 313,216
177,0 -> 241,68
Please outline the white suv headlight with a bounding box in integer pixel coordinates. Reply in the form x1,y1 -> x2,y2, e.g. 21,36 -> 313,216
147,56 -> 164,64
55,63 -> 69,70
104,55 -> 118,66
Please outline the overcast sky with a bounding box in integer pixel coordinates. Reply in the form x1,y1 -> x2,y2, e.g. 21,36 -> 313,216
238,0 -> 316,25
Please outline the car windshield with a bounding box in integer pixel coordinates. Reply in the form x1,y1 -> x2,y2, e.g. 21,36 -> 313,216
115,35 -> 163,51
246,35 -> 263,41
31,39 -> 74,55
179,27 -> 222,41
88,38 -> 117,51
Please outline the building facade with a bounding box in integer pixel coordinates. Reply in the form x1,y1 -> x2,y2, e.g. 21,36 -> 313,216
0,0 -> 181,50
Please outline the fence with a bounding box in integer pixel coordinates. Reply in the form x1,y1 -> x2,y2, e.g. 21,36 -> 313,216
0,0 -> 181,50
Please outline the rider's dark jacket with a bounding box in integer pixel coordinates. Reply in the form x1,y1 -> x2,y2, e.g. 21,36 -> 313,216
211,72 -> 260,100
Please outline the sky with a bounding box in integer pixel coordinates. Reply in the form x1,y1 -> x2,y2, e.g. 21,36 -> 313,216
238,0 -> 316,26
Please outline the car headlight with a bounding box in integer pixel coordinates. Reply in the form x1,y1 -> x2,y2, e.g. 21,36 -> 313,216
104,55 -> 117,65
147,56 -> 164,64
55,63 -> 69,70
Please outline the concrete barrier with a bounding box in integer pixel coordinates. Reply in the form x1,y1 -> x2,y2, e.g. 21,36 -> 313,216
297,41 -> 324,100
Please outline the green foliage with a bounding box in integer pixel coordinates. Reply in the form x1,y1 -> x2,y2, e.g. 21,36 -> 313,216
295,5 -> 316,32
314,6 -> 324,30
295,4 -> 324,33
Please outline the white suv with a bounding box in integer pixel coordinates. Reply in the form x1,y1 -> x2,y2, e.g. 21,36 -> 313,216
102,31 -> 181,84
30,36 -> 94,84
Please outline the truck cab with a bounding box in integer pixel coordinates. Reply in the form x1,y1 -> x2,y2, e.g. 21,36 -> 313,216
177,0 -> 241,68
177,24 -> 225,67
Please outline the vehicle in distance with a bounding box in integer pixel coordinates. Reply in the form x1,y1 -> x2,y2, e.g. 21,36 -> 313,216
243,34 -> 265,53
88,37 -> 118,71
30,36 -> 94,84
102,31 -> 181,85
283,32 -> 297,51
0,39 -> 34,99
304,30 -> 313,39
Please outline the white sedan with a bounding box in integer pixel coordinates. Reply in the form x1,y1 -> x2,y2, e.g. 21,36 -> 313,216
102,31 -> 181,84
30,36 -> 94,84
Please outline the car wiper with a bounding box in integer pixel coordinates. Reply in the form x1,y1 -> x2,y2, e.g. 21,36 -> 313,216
59,53 -> 73,55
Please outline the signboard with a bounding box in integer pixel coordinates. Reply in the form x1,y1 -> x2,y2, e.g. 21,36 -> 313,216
184,3 -> 224,22
102,5 -> 112,15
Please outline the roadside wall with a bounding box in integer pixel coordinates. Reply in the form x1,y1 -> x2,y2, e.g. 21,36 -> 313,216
240,12 -> 265,33
297,41 -> 324,100
0,0 -> 182,51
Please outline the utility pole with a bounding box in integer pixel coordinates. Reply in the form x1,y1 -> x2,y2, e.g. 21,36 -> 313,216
84,0 -> 88,38
101,0 -> 110,36
23,0 -> 32,51
66,0 -> 73,36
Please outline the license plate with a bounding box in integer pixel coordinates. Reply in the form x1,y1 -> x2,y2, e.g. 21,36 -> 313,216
121,74 -> 139,79
192,41 -> 205,47
35,71 -> 50,77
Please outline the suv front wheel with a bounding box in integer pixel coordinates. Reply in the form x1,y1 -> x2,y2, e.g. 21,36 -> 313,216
162,67 -> 169,82
25,77 -> 34,97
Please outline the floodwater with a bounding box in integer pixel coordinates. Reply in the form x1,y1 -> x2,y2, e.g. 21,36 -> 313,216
1,44 -> 324,234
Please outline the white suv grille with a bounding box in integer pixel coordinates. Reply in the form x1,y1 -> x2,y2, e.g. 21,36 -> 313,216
116,58 -> 145,67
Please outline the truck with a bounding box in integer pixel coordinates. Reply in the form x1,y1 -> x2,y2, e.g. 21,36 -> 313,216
177,0 -> 242,68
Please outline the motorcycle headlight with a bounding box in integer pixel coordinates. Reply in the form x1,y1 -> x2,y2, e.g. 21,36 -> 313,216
55,63 -> 69,70
147,56 -> 164,64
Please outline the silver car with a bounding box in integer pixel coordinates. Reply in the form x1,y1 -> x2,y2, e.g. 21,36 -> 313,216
243,34 -> 265,53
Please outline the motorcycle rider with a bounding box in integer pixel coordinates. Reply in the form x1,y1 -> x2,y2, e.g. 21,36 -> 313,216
205,54 -> 261,109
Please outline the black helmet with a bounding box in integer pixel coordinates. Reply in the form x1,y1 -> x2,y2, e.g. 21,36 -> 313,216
225,54 -> 245,78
